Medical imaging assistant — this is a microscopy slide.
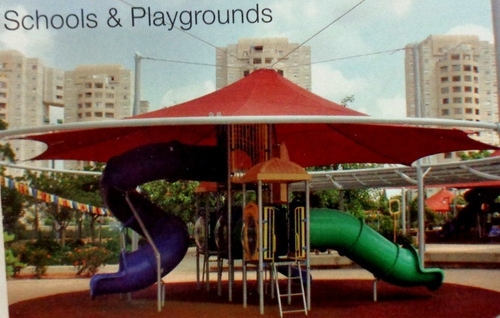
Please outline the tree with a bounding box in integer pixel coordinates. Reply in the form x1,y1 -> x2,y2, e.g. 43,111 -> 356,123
141,180 -> 200,224
460,150 -> 491,161
1,184 -> 26,236
308,163 -> 383,219
24,164 -> 103,247
341,95 -> 355,107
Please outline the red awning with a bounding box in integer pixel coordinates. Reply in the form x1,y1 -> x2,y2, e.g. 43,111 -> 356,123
24,69 -> 496,167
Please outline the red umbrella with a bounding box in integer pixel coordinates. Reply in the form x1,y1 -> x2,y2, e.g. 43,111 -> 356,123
24,69 -> 494,166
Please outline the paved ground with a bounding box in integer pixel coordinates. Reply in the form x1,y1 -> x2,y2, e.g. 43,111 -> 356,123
7,244 -> 500,305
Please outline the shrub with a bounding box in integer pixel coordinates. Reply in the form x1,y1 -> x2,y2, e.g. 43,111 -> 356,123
4,232 -> 26,277
27,248 -> 51,278
66,245 -> 111,276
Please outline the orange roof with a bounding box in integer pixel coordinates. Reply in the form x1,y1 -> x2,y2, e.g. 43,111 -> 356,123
236,157 -> 311,183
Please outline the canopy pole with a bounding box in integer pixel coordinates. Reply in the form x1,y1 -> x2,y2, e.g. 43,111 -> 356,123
401,188 -> 407,236
0,185 -> 10,318
226,126 -> 233,302
133,52 -> 142,116
258,180 -> 264,315
416,162 -> 426,266
305,180 -> 311,311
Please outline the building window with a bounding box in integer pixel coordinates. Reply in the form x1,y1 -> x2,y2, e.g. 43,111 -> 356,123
463,65 -> 472,72
464,75 -> 472,82
105,112 -> 114,118
444,152 -> 453,159
85,92 -> 92,98
475,109 -> 480,115
465,108 -> 473,114
473,66 -> 479,73
85,83 -> 92,88
440,66 -> 448,72
440,77 -> 449,83
453,107 -> 463,115
253,58 -> 262,64
95,83 -> 103,88
105,103 -> 114,108
440,87 -> 449,94
452,97 -> 462,103
452,86 -> 461,93
243,70 -> 250,77
452,64 -> 461,72
464,86 -> 472,92
265,57 -> 273,64
441,109 -> 450,116
85,103 -> 91,108
452,75 -> 461,82
0,92 -> 6,98
442,98 -> 449,104
465,97 -> 473,103
94,112 -> 103,117
451,54 -> 460,60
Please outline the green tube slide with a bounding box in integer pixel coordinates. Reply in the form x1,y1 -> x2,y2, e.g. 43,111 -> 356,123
309,208 -> 444,291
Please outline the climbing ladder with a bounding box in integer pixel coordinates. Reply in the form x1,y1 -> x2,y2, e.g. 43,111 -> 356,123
272,261 -> 308,317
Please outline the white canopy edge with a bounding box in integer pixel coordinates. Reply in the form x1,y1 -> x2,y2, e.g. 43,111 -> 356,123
0,115 -> 498,140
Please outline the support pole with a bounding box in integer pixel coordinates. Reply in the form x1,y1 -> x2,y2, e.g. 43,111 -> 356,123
226,127 -> 233,302
416,161 -> 426,266
0,186 -> 10,318
258,180 -> 264,315
133,52 -> 142,116
125,193 -> 163,312
305,180 -> 311,311
401,188 -> 407,235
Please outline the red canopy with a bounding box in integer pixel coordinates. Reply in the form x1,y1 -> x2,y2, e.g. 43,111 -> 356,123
25,69 -> 495,166
425,189 -> 455,213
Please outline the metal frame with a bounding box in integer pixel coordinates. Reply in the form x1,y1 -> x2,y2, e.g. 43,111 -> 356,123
0,115 -> 499,140
241,178 -> 310,315
124,192 -> 163,312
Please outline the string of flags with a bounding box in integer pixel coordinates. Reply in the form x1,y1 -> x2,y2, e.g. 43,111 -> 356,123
0,176 -> 110,217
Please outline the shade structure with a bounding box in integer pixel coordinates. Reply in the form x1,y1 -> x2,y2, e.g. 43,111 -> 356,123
425,189 -> 455,213
23,69 -> 495,167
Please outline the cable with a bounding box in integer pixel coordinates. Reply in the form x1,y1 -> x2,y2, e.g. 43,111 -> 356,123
113,0 -> 243,64
311,48 -> 405,65
270,0 -> 368,69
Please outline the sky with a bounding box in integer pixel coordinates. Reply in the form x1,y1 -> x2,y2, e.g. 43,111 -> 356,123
0,0 -> 495,119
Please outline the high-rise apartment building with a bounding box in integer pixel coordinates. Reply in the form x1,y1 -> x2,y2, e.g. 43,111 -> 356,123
216,38 -> 311,90
0,50 -> 64,164
0,50 -> 135,170
64,65 -> 133,123
405,35 -> 499,163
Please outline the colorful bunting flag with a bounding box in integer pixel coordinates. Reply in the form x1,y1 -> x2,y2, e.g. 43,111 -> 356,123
0,176 -> 110,216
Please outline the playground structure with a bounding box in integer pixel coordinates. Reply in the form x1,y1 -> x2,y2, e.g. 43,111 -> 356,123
2,70 -> 498,315
86,120 -> 445,316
